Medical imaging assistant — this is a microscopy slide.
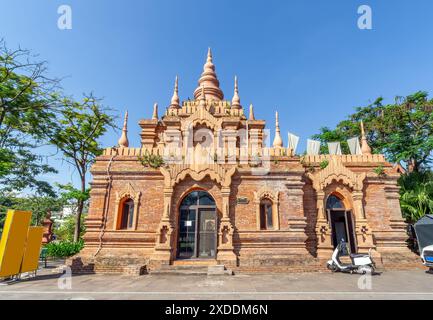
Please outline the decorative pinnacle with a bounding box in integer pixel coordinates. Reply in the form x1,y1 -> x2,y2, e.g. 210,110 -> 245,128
273,111 -> 283,148
201,85 -> 206,99
360,120 -> 372,155
249,104 -> 255,120
118,110 -> 129,148
152,103 -> 158,120
193,48 -> 223,101
199,85 -> 206,108
231,76 -> 241,109
169,75 -> 180,108
207,47 -> 212,63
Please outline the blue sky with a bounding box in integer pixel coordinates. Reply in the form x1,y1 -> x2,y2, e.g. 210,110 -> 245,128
1,0 -> 433,190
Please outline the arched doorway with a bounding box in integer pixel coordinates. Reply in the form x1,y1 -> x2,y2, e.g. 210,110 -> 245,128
177,191 -> 217,259
326,194 -> 357,254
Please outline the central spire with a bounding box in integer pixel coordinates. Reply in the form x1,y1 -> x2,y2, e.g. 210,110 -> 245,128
193,48 -> 224,101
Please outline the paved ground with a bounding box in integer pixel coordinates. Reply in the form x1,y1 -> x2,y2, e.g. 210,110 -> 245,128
1,265 -> 433,300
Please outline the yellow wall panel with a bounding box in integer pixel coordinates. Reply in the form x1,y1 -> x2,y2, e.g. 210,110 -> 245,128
0,210 -> 32,277
20,227 -> 44,273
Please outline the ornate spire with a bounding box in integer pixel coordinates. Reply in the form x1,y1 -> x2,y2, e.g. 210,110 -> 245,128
231,76 -> 241,109
193,48 -> 224,101
118,111 -> 129,148
169,76 -> 180,108
199,85 -> 206,108
249,104 -> 255,120
272,111 -> 283,148
360,120 -> 372,155
152,103 -> 158,120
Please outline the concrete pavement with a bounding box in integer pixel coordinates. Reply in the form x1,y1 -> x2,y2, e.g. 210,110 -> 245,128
1,267 -> 433,300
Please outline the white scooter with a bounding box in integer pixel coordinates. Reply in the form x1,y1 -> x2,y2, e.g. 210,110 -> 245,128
421,245 -> 433,274
327,240 -> 376,274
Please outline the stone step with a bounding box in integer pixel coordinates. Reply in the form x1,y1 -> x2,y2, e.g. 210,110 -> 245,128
159,265 -> 209,271
150,264 -> 233,276
173,259 -> 218,266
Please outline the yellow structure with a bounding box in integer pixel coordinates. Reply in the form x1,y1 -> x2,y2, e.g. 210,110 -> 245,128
21,227 -> 44,273
0,210 -> 43,278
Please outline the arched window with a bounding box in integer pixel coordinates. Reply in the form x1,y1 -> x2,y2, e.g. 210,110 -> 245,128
260,199 -> 273,230
326,194 -> 345,210
118,198 -> 134,230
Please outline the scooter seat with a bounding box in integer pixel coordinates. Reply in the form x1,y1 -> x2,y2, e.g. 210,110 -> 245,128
350,253 -> 367,258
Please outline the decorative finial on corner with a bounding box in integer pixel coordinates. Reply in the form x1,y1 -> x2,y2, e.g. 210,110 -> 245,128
249,104 -> 255,120
169,75 -> 180,108
360,120 -> 372,155
231,76 -> 241,109
273,110 -> 283,148
118,110 -> 129,148
200,85 -> 206,100
152,103 -> 158,120
199,85 -> 206,108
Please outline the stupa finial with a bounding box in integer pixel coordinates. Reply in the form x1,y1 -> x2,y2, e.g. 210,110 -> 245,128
249,104 -> 255,120
201,85 -> 206,99
231,76 -> 241,109
193,48 -> 224,101
272,110 -> 283,148
169,76 -> 180,108
207,47 -> 212,62
152,103 -> 158,120
360,120 -> 372,155
118,110 -> 129,148
199,85 -> 206,108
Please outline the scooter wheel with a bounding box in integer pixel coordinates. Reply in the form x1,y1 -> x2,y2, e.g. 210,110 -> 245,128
327,264 -> 337,272
358,265 -> 373,274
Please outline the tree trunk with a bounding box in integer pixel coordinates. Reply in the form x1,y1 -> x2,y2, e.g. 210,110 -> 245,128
73,173 -> 86,243
74,198 -> 83,242
407,159 -> 416,173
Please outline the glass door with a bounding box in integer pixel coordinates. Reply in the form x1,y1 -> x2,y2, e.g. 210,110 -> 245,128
198,209 -> 217,258
177,191 -> 217,259
177,209 -> 197,259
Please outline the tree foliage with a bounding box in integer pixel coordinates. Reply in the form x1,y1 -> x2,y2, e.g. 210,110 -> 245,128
399,171 -> 433,223
0,40 -> 116,241
312,92 -> 433,172
53,214 -> 86,242
0,192 -> 65,233
0,39 -> 60,195
48,96 -> 115,241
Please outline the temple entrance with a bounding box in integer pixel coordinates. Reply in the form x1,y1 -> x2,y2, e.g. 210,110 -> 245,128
177,191 -> 217,259
326,194 -> 357,254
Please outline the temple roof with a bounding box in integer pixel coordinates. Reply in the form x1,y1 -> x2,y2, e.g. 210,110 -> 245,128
193,48 -> 224,101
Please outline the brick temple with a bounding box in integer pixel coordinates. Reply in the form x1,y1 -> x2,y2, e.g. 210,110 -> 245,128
71,49 -> 417,274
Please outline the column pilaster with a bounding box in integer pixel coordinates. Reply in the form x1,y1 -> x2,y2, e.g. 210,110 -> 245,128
352,190 -> 375,253
315,191 -> 333,259
216,186 -> 237,267
151,187 -> 175,267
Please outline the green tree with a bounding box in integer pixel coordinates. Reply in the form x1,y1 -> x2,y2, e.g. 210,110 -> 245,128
0,39 -> 60,195
399,171 -> 433,223
0,192 -> 65,232
49,95 -> 115,242
53,214 -> 86,242
312,92 -> 433,172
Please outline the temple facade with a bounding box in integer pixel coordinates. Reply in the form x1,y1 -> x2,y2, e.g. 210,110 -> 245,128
71,49 -> 417,274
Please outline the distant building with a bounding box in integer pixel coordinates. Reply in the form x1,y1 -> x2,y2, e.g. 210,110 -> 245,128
51,205 -> 76,224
